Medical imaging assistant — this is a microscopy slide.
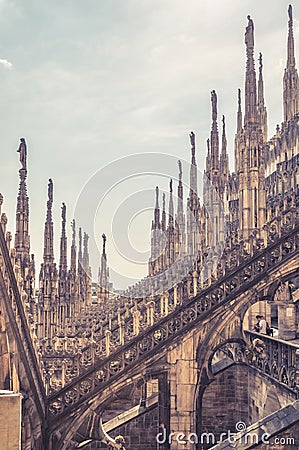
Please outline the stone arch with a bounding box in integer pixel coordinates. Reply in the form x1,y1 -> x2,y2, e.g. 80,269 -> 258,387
196,336 -> 249,448
194,260 -> 299,449
262,386 -> 281,418
207,338 -> 247,377
266,272 -> 299,340
21,396 -> 43,450
195,261 -> 299,385
49,371 -> 152,450
195,294 -> 252,420
266,271 -> 299,300
199,363 -> 250,448
237,265 -> 299,326
242,298 -> 271,333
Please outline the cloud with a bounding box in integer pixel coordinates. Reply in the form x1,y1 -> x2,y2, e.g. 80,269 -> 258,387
0,58 -> 12,69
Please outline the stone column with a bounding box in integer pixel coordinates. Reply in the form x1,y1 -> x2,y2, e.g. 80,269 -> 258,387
173,285 -> 178,308
278,303 -> 296,340
157,371 -> 170,449
147,300 -> 155,326
105,329 -> 111,357
167,332 -> 198,449
275,282 -> 296,340
192,271 -> 198,297
119,319 -> 125,346
133,310 -> 140,335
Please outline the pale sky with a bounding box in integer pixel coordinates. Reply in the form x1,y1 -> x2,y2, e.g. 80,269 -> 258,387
0,0 -> 297,289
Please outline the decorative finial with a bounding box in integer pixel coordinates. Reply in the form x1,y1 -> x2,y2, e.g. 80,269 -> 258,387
17,138 -> 27,171
71,219 -> 76,242
222,115 -> 225,130
46,180 -> 53,222
61,203 -> 66,223
286,4 -> 296,69
288,4 -> 293,23
189,131 -> 195,161
238,88 -> 241,107
102,233 -> 106,254
155,186 -> 159,209
170,179 -> 173,193
189,131 -> 195,148
178,160 -> 182,181
48,179 -> 53,203
259,52 -> 263,74
211,90 -> 217,122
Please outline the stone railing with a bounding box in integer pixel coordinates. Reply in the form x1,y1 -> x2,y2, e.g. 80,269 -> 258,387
46,222 -> 299,421
210,332 -> 299,395
245,330 -> 299,396
39,192 -> 298,352
41,206 -> 299,393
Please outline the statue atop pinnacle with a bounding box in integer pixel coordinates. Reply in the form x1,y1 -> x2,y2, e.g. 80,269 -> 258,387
102,233 -> 107,254
17,138 -> 27,171
245,15 -> 254,48
178,160 -> 182,181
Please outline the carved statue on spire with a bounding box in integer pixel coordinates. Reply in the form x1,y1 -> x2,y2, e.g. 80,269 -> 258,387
259,52 -> 263,73
170,179 -> 173,193
17,138 -> 27,171
61,203 -> 66,223
211,90 -> 217,121
178,160 -> 182,181
190,131 -> 196,164
48,179 -> 53,204
71,219 -> 76,242
288,4 -> 293,23
155,186 -> 159,208
102,233 -> 106,254
245,15 -> 254,48
189,131 -> 195,149
162,193 -> 165,211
